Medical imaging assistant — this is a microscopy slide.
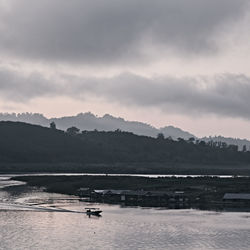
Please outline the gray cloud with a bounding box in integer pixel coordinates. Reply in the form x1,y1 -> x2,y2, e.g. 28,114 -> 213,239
0,68 -> 58,101
0,0 -> 248,65
1,67 -> 250,120
68,73 -> 250,119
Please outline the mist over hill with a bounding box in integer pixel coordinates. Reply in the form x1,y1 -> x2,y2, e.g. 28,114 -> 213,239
0,113 -> 49,127
0,112 -> 249,150
0,112 -> 194,139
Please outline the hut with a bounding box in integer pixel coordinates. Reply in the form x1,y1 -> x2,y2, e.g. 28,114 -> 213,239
223,193 -> 250,206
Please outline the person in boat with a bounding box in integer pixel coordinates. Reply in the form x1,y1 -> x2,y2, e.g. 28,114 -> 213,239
85,208 -> 102,215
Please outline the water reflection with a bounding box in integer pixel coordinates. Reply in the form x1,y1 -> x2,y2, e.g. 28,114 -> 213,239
9,172 -> 247,178
0,176 -> 250,250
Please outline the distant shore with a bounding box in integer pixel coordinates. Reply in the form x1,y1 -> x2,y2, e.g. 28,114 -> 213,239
12,175 -> 250,211
2,162 -> 250,176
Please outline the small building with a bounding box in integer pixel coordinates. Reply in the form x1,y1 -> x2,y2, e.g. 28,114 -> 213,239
223,193 -> 250,201
223,193 -> 250,206
92,189 -> 131,202
91,189 -> 188,206
77,187 -> 92,196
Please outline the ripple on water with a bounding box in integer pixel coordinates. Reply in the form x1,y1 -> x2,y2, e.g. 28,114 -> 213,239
0,177 -> 250,250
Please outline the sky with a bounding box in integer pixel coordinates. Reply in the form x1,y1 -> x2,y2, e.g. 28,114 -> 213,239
1,0 -> 250,139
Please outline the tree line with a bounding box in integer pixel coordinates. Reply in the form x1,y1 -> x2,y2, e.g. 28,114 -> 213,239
0,121 -> 249,165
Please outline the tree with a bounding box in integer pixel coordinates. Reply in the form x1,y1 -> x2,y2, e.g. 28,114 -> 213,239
66,126 -> 80,136
50,122 -> 56,130
166,136 -> 173,141
228,144 -> 238,152
199,140 -> 206,146
177,137 -> 185,143
157,133 -> 165,140
188,137 -> 195,144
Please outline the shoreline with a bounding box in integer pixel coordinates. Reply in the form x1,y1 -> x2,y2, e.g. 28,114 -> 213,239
1,162 -> 250,176
12,175 -> 250,211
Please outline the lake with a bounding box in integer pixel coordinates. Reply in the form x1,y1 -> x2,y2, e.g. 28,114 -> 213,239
0,175 -> 250,250
4,172 -> 247,178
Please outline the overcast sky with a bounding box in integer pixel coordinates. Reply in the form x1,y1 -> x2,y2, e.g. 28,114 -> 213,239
1,0 -> 250,139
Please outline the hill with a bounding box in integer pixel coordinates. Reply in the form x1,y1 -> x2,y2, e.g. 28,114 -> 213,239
1,112 -> 250,150
0,121 -> 86,163
0,121 -> 250,167
0,112 -> 194,139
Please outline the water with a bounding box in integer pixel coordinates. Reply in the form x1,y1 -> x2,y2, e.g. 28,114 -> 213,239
0,176 -> 250,250
7,173 -> 248,178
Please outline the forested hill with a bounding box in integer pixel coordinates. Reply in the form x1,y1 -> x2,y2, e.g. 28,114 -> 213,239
0,121 -> 250,165
1,113 -> 250,151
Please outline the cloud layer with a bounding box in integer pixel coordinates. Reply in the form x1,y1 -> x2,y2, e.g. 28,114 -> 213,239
1,67 -> 250,120
0,0 -> 248,65
0,0 -> 250,135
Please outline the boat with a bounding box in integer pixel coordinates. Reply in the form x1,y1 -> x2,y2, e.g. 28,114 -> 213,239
85,208 -> 102,216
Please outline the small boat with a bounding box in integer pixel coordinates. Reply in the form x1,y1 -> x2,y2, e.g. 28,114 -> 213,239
85,208 -> 102,216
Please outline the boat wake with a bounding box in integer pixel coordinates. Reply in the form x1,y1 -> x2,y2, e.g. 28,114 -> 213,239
0,201 -> 84,213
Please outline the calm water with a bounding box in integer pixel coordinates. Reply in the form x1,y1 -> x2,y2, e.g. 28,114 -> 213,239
6,173 -> 247,178
0,176 -> 250,250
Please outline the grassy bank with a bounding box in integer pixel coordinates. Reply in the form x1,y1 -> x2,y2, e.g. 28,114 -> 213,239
12,175 -> 250,209
2,162 -> 250,175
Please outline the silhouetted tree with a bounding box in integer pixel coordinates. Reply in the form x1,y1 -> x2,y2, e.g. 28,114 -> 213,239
188,137 -> 195,143
177,137 -> 185,143
199,140 -> 206,146
228,144 -> 238,152
50,122 -> 56,130
66,126 -> 80,136
166,136 -> 173,141
157,133 -> 165,140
